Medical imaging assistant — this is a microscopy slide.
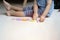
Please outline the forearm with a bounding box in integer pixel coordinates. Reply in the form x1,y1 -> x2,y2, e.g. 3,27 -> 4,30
23,0 -> 27,7
32,0 -> 38,20
41,0 -> 52,17
33,0 -> 38,14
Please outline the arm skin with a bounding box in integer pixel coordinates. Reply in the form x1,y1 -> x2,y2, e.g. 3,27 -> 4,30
32,0 -> 38,20
40,0 -> 52,22
23,0 -> 27,8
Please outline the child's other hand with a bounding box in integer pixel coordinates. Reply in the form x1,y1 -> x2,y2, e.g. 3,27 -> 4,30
39,16 -> 45,22
32,13 -> 38,20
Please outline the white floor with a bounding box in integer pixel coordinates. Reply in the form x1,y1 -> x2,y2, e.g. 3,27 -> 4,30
0,9 -> 60,40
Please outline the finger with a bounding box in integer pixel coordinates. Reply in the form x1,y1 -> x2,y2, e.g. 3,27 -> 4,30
39,18 -> 45,22
32,16 -> 37,20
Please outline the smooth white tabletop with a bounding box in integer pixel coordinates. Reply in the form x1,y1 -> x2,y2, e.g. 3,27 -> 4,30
0,10 -> 60,40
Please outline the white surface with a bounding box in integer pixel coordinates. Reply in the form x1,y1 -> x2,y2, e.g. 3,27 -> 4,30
0,9 -> 60,40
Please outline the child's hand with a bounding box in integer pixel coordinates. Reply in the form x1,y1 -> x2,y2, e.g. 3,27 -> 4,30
32,13 -> 38,20
39,16 -> 45,22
